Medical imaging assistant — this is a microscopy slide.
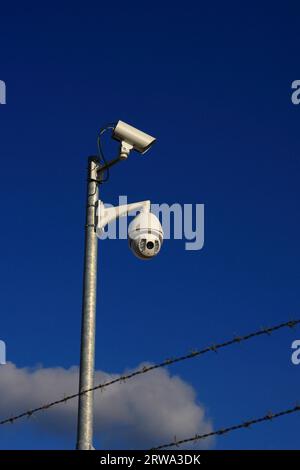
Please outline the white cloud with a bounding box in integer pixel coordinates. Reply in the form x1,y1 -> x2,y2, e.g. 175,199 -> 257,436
0,362 -> 213,449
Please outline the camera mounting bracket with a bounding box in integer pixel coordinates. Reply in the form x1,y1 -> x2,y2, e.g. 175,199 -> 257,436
96,200 -> 151,236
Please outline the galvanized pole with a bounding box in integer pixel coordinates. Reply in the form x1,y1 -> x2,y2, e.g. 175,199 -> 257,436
77,156 -> 100,450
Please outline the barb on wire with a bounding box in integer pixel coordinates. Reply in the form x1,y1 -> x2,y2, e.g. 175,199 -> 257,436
151,403 -> 300,449
0,319 -> 299,426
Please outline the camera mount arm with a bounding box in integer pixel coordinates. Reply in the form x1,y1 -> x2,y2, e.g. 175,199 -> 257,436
96,156 -> 123,178
97,200 -> 151,235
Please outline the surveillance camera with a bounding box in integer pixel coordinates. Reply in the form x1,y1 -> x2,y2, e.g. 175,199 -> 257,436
113,120 -> 156,159
128,212 -> 163,260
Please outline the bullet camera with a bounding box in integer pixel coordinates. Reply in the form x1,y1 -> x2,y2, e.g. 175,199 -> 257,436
128,212 -> 163,260
113,120 -> 156,159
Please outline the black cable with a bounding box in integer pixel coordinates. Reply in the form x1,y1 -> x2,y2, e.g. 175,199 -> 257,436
97,123 -> 116,183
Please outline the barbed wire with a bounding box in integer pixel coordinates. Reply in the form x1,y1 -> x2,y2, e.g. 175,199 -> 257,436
152,403 -> 300,449
0,319 -> 299,426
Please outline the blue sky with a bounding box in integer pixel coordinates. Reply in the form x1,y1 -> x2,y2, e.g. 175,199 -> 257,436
0,1 -> 300,449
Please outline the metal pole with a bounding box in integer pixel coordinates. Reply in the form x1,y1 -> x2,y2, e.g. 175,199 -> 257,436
76,156 -> 100,450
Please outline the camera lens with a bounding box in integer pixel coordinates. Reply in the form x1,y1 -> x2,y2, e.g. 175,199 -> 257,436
146,241 -> 154,250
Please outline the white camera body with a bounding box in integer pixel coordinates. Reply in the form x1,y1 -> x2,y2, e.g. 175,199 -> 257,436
128,211 -> 163,260
113,120 -> 156,159
97,199 -> 163,260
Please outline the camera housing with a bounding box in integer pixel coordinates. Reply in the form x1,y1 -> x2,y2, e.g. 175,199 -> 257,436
128,212 -> 163,260
113,120 -> 156,159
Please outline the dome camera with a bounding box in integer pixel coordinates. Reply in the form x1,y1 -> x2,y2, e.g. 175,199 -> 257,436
128,212 -> 163,260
